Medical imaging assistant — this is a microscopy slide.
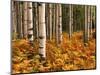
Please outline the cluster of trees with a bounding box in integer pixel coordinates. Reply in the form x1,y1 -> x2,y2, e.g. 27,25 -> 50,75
12,1 -> 96,59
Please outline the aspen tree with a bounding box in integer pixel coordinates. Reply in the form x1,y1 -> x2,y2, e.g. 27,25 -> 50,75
87,6 -> 91,40
27,2 -> 34,43
55,4 -> 59,45
45,4 -> 49,39
35,3 -> 39,38
16,1 -> 21,38
48,4 -> 52,40
12,1 -> 17,40
69,4 -> 73,39
38,3 -> 46,58
84,5 -> 88,44
58,4 -> 62,44
90,6 -> 93,36
23,2 -> 28,39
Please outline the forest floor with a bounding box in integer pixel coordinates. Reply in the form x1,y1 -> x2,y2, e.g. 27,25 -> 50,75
12,31 -> 96,74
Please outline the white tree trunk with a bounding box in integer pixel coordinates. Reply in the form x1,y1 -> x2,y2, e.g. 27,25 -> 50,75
58,4 -> 62,44
69,4 -> 73,39
39,3 -> 46,58
52,4 -> 56,39
19,2 -> 23,38
12,1 -> 17,39
84,5 -> 88,43
49,4 -> 52,40
87,6 -> 91,40
27,2 -> 34,43
45,4 -> 49,39
90,6 -> 93,36
35,3 -> 39,38
23,2 -> 28,39
55,4 -> 59,45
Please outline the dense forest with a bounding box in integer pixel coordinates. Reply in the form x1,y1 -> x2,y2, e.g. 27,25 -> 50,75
11,1 -> 96,74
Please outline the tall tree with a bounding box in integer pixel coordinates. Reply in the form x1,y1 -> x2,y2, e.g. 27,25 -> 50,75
48,4 -> 52,40
84,5 -> 88,44
16,2 -> 23,39
69,4 -> 73,39
12,1 -> 17,40
27,2 -> 34,43
45,4 -> 49,39
35,3 -> 39,39
55,4 -> 59,45
87,6 -> 91,40
55,4 -> 62,45
23,2 -> 28,39
52,4 -> 56,39
58,4 -> 62,44
90,6 -> 93,36
16,1 -> 22,39
38,3 -> 46,59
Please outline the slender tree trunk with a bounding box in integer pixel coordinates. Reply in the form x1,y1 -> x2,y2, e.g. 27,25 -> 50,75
48,4 -> 52,40
55,4 -> 59,45
23,2 -> 28,39
84,5 -> 88,44
39,3 -> 46,59
35,3 -> 39,39
90,6 -> 93,36
27,2 -> 34,43
16,2 -> 21,38
18,2 -> 23,38
32,3 -> 35,39
55,4 -> 62,45
71,5 -> 73,34
45,4 -> 49,39
52,4 -> 56,39
12,1 -> 17,40
58,4 -> 62,44
69,4 -> 73,39
94,6 -> 96,29
87,6 -> 91,40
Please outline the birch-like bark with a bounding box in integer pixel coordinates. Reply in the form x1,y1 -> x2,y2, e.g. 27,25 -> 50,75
58,4 -> 62,44
12,1 -> 17,40
94,6 -> 96,29
35,3 -> 39,39
18,2 -> 23,38
69,4 -> 73,39
55,4 -> 59,45
84,5 -> 88,44
23,2 -> 28,39
87,6 -> 91,40
52,4 -> 56,39
16,2 -> 21,38
45,4 -> 49,39
71,5 -> 73,33
39,3 -> 46,58
48,4 -> 52,40
90,6 -> 93,36
27,2 -> 34,43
